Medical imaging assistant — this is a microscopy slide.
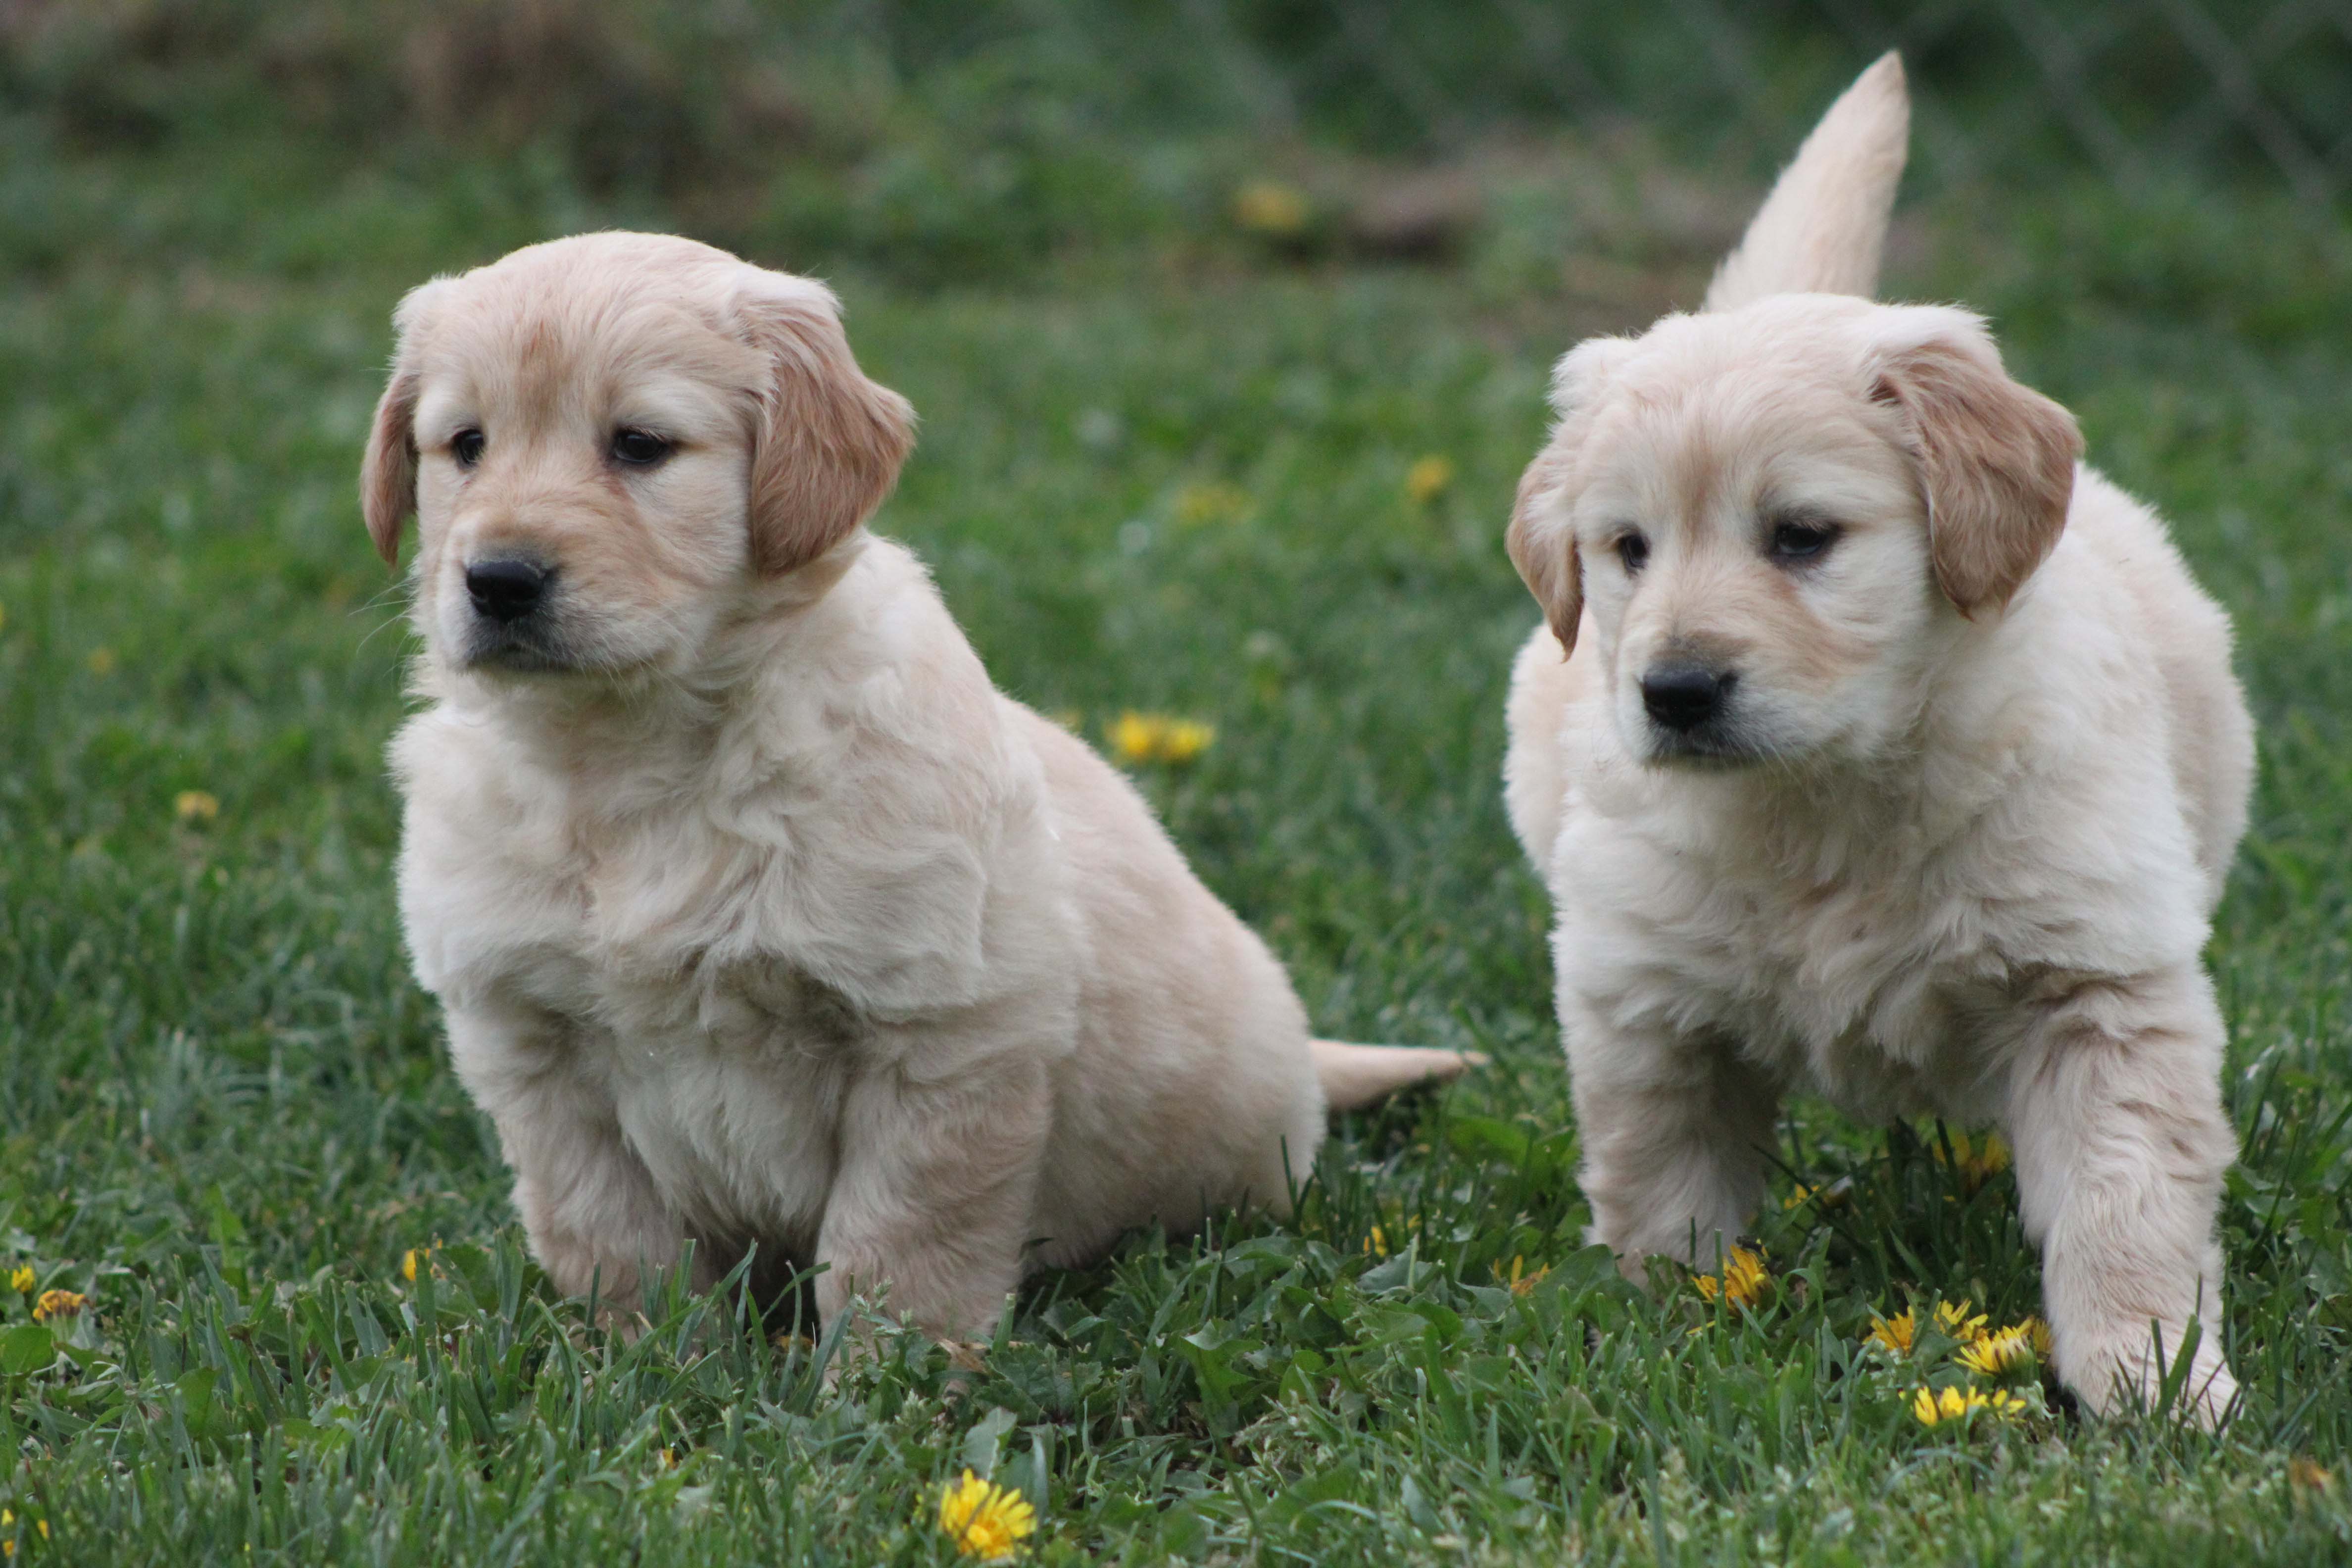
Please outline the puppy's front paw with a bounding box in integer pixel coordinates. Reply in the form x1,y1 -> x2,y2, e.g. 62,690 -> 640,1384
2069,1329 -> 2238,1428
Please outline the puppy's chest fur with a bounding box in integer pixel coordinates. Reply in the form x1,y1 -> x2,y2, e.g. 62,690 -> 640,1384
396,712 -> 907,1246
1553,793 -> 2054,1121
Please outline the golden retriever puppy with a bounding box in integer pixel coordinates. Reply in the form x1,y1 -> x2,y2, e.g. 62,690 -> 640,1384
361,232 -> 1470,1344
1502,55 -> 2252,1421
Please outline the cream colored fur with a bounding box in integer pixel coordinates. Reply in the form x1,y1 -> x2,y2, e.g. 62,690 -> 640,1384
365,232 -> 1470,1344
1502,59 -> 2253,1422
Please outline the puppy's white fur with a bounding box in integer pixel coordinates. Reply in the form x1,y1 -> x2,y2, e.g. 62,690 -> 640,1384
365,232 -> 1468,1342
1502,55 -> 2253,1420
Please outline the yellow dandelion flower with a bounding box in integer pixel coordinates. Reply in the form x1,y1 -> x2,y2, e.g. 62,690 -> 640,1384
1865,1309 -> 1917,1355
1231,180 -> 1310,237
1155,718 -> 1214,764
1784,1178 -> 1852,1212
936,1469 -> 1037,1561
1105,712 -> 1214,766
1172,481 -> 1252,526
1910,1383 -> 2027,1427
1403,455 -> 1455,505
1692,1246 -> 1770,1311
1107,711 -> 1165,764
87,647 -> 117,676
1932,1299 -> 1988,1343
2023,1316 -> 2052,1357
0,1509 -> 35,1558
1932,1130 -> 2011,1191
1957,1324 -> 2035,1377
1492,1256 -> 1550,1297
32,1289 -> 85,1323
6,1266 -> 30,1294
174,790 -> 220,824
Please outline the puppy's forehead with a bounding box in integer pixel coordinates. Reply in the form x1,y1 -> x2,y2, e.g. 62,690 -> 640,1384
408,235 -> 782,411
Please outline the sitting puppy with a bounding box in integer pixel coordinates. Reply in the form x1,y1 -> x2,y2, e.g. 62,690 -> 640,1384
361,232 -> 1470,1343
1502,55 -> 2252,1420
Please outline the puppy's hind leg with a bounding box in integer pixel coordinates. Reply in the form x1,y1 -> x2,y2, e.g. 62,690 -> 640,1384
1565,999 -> 1784,1283
2005,967 -> 2240,1424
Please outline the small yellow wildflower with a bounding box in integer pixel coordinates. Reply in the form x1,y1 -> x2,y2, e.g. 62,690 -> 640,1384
1865,1309 -> 1917,1355
1403,455 -> 1455,505
402,1249 -> 420,1282
1784,1178 -> 1851,1211
1932,1130 -> 2011,1191
1957,1324 -> 2035,1377
936,1469 -> 1037,1561
6,1266 -> 30,1294
87,647 -> 117,676
2023,1316 -> 2052,1357
1932,1299 -> 1988,1343
31,1289 -> 85,1323
1910,1383 -> 2027,1427
1231,180 -> 1310,237
1173,481 -> 1252,526
1492,1256 -> 1550,1297
1692,1246 -> 1770,1311
1363,1225 -> 1389,1259
0,1509 -> 42,1558
1158,719 -> 1213,763
1105,712 -> 1215,766
174,790 -> 220,824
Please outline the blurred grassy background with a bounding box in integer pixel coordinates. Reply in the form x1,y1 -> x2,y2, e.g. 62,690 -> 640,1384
4,3 -> 2352,1563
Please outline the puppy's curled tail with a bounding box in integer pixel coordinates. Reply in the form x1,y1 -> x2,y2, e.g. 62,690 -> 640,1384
1312,1039 -> 1483,1113
1704,51 -> 1910,311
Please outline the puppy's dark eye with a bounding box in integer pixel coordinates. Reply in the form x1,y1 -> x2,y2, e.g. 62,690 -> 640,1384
1616,531 -> 1650,574
1768,518 -> 1839,562
611,428 -> 673,467
451,428 -> 486,468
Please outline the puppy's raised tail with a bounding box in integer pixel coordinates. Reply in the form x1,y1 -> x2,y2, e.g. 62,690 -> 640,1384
1312,1039 -> 1484,1113
1703,51 -> 1909,312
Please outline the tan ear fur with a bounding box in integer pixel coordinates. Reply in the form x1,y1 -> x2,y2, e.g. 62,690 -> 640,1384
1506,444 -> 1581,655
739,286 -> 917,577
1872,326 -> 2081,615
361,368 -> 420,566
1506,335 -> 1635,655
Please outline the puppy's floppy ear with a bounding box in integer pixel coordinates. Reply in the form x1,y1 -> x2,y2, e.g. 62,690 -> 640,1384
734,275 -> 917,576
359,279 -> 448,568
1506,335 -> 1632,656
361,371 -> 418,566
1507,443 -> 1581,654
1868,307 -> 2081,616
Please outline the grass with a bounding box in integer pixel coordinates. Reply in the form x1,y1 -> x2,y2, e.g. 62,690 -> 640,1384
3,109 -> 2352,1565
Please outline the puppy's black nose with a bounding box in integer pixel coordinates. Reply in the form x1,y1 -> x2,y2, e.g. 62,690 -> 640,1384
465,559 -> 549,623
1641,665 -> 1736,732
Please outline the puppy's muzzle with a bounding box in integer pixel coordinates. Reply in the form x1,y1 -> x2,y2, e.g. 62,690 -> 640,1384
466,558 -> 552,624
1640,663 -> 1737,734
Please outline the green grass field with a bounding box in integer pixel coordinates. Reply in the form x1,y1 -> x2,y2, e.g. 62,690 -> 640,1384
5,101 -> 2352,1564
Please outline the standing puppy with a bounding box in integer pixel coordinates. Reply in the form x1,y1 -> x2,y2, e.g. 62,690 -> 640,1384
1502,55 -> 2252,1420
364,233 -> 1470,1343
